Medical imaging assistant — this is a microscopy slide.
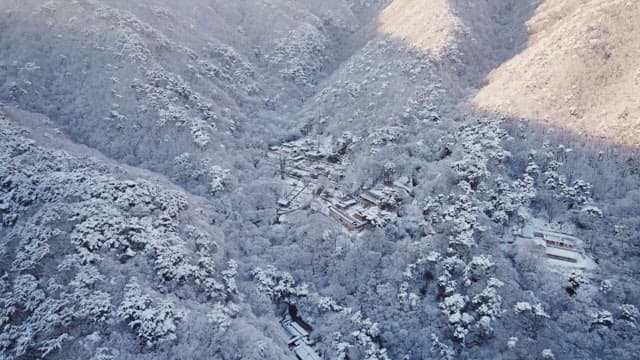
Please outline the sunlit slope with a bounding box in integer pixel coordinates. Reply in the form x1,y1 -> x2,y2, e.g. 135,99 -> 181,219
473,0 -> 640,146
376,0 -> 460,56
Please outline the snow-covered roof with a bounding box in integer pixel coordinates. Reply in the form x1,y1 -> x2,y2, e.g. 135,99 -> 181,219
336,199 -> 357,209
368,188 -> 386,198
277,199 -> 290,207
281,315 -> 321,360
292,342 -> 322,360
360,191 -> 381,205
545,246 -> 579,263
533,230 -> 578,246
329,206 -> 366,228
290,168 -> 312,178
393,181 -> 414,196
514,220 -> 597,270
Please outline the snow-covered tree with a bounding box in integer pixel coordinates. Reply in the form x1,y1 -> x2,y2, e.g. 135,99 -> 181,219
118,278 -> 181,347
251,266 -> 309,302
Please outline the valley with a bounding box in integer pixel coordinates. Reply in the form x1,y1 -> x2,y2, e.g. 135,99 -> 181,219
0,1 -> 639,359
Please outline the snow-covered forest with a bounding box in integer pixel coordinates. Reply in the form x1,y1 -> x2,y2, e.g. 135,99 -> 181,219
1,1 -> 639,359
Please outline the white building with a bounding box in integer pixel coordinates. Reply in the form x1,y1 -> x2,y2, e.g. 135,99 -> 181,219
516,224 -> 596,269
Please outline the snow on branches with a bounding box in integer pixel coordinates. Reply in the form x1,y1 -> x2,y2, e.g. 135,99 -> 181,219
251,265 -> 309,302
209,165 -> 231,196
0,120 -> 240,356
514,301 -> 550,318
118,278 -> 181,347
267,26 -> 330,87
453,120 -> 510,189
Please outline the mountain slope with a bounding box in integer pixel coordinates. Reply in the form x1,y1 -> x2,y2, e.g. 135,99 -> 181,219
0,105 -> 294,359
1,1 -> 639,359
0,0 -> 382,196
376,0 -> 460,56
473,0 -> 640,146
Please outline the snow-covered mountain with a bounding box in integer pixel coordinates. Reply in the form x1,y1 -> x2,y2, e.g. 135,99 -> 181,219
1,1 -> 639,359
474,0 -> 640,147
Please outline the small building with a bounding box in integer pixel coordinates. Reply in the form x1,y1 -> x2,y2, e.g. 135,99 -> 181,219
292,154 -> 305,162
360,191 -> 382,207
393,182 -> 414,197
278,183 -> 308,208
277,199 -> 291,208
307,150 -> 324,160
329,206 -> 366,231
533,230 -> 577,250
531,230 -> 580,263
336,198 -> 357,210
353,211 -> 367,222
283,319 -> 309,342
314,164 -> 328,172
290,168 -> 312,179
516,225 -> 595,268
545,246 -> 579,263
292,342 -> 322,360
282,314 -> 322,360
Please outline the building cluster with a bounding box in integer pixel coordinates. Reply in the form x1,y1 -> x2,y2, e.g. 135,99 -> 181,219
267,137 -> 414,231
